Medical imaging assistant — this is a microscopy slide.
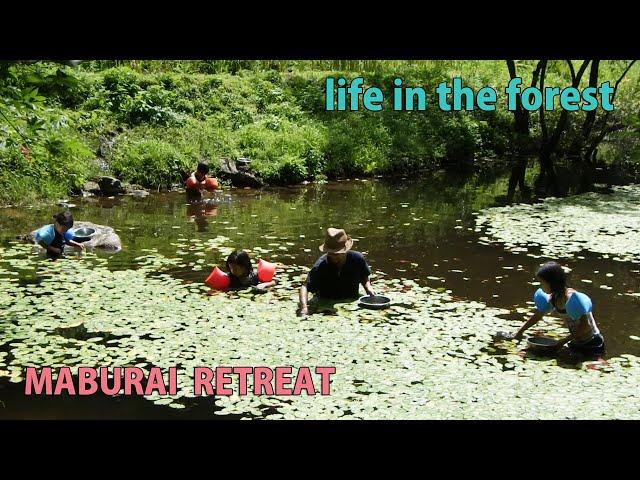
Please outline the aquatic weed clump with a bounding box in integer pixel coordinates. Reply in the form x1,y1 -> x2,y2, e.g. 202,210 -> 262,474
1,241 -> 640,419
475,185 -> 640,263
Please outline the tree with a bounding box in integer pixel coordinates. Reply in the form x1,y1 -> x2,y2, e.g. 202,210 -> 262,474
505,60 -> 542,201
505,59 -> 637,198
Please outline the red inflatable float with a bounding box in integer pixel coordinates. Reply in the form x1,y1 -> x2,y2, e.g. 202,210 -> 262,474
185,176 -> 201,190
204,177 -> 219,191
205,266 -> 230,291
257,258 -> 276,282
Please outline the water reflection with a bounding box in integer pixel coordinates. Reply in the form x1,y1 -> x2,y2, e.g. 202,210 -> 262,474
187,201 -> 219,232
1,173 -> 639,357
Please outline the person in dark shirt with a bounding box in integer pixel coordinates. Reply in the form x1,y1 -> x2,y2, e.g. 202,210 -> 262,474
298,227 -> 375,316
226,250 -> 275,291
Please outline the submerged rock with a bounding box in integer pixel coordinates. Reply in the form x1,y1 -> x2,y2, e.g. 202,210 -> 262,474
128,189 -> 150,198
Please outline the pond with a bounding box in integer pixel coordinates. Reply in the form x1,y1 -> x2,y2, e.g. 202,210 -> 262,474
1,173 -> 640,419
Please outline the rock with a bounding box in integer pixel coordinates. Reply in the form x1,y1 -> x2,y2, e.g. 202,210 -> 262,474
123,184 -> 149,197
218,157 -> 264,188
83,181 -> 100,193
92,157 -> 109,172
97,129 -> 121,158
58,202 -> 77,209
24,221 -> 122,252
98,176 -> 125,196
129,190 -> 149,198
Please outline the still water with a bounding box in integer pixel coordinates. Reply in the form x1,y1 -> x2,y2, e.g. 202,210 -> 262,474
1,173 -> 639,418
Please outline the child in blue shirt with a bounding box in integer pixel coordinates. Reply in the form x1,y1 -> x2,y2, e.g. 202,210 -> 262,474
501,261 -> 604,354
35,211 -> 85,259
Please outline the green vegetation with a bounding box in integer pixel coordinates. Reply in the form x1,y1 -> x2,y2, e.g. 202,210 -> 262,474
476,184 -> 640,263
1,60 -> 639,204
2,235 -> 640,419
2,170 -> 640,419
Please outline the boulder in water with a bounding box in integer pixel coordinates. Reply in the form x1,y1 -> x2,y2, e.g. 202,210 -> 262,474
128,189 -> 150,198
23,221 -> 122,252
98,177 -> 125,196
218,157 -> 264,188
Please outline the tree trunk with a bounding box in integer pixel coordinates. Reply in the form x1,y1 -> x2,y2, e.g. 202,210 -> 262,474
539,148 -> 559,196
577,160 -> 596,193
507,156 -> 530,202
536,60 -> 590,196
505,60 -> 535,201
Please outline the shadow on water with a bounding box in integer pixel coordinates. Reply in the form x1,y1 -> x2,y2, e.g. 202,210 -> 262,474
0,377 -> 237,420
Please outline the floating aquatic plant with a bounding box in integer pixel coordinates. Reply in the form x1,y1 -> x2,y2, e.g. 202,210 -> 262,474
475,185 -> 640,263
1,241 -> 640,419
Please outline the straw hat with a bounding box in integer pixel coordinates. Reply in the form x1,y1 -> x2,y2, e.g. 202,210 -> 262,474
319,227 -> 353,253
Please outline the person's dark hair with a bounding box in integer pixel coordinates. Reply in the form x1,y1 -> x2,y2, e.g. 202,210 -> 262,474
226,250 -> 253,275
53,211 -> 74,228
196,162 -> 210,175
536,261 -> 567,301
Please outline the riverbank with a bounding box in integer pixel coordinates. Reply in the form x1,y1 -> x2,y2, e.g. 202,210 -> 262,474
2,60 -> 639,205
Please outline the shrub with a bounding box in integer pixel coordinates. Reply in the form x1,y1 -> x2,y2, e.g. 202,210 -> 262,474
110,137 -> 192,188
120,85 -> 183,126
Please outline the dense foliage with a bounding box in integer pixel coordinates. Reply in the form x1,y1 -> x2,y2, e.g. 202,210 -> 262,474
1,60 -> 639,203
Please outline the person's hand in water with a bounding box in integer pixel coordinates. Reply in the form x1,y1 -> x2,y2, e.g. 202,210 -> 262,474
552,334 -> 572,351
68,240 -> 85,251
363,278 -> 375,297
497,331 -> 521,341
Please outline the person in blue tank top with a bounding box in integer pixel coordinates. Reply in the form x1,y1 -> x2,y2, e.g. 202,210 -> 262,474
500,261 -> 605,354
34,211 -> 85,260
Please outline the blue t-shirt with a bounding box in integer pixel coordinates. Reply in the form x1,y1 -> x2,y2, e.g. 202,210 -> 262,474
306,251 -> 371,299
34,224 -> 74,248
533,288 -> 592,321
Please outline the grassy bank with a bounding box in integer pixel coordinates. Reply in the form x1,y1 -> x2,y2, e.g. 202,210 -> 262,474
1,60 -> 639,204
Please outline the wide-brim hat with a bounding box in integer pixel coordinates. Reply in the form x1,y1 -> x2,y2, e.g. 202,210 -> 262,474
319,227 -> 353,253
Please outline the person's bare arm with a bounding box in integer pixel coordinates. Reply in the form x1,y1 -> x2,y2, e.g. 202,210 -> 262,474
189,173 -> 204,189
362,277 -> 375,296
67,240 -> 85,251
554,332 -> 574,349
298,284 -> 309,316
256,280 -> 275,290
555,314 -> 589,348
500,311 -> 544,340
